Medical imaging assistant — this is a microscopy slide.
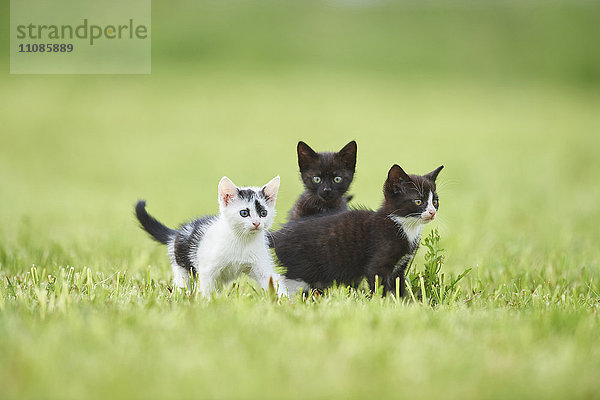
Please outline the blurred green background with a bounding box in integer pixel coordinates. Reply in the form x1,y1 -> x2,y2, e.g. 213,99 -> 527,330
1,1 -> 600,398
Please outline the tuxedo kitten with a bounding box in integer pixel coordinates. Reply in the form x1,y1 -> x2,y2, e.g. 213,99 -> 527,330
136,176 -> 287,297
288,140 -> 357,220
273,164 -> 443,296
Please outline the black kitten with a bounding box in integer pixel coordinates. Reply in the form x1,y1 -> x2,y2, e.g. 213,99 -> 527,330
273,164 -> 444,296
288,140 -> 357,220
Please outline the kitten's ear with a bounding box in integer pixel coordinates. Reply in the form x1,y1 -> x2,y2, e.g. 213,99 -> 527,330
386,164 -> 411,194
337,140 -> 357,169
425,165 -> 444,182
388,164 -> 411,183
297,141 -> 318,169
218,176 -> 238,206
262,176 -> 280,206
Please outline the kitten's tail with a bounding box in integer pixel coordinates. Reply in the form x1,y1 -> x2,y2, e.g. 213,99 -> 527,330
135,200 -> 176,245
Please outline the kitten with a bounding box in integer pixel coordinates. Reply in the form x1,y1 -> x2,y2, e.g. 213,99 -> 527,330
288,140 -> 357,220
135,176 -> 287,297
272,164 -> 443,296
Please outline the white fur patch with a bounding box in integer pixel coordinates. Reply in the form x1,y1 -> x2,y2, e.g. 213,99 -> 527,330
283,278 -> 310,295
389,215 -> 423,247
421,191 -> 436,220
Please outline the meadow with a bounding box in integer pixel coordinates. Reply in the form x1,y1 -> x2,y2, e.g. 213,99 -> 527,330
1,1 -> 599,399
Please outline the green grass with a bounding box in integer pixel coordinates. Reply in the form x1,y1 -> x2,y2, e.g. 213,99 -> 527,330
2,1 -> 600,398
1,261 -> 598,399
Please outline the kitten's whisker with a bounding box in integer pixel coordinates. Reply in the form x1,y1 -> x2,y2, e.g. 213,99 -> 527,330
432,218 -> 449,236
436,178 -> 458,187
389,208 -> 421,218
435,179 -> 456,195
435,214 -> 449,226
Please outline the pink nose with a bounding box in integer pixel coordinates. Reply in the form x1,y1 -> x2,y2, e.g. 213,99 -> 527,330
428,210 -> 436,217
253,222 -> 260,228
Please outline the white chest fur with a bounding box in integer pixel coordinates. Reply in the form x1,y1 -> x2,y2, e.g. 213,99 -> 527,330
389,215 -> 422,247
195,218 -> 266,270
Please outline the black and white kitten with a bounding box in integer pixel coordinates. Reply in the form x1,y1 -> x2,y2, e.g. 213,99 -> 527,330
288,140 -> 357,220
136,176 -> 287,296
272,164 -> 443,296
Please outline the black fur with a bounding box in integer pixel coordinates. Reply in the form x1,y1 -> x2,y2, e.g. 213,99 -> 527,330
238,188 -> 268,202
237,189 -> 256,201
254,199 -> 266,215
288,140 -> 357,220
174,216 -> 217,272
136,200 -> 218,274
272,164 -> 443,296
135,200 -> 176,245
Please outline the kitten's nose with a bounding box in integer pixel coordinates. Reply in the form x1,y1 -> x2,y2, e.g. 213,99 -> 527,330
428,210 -> 436,217
252,222 -> 260,228
321,187 -> 334,200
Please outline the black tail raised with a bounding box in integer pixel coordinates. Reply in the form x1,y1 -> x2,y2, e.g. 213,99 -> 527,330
135,200 -> 176,245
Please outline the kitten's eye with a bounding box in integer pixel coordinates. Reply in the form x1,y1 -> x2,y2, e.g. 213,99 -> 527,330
334,176 -> 343,183
414,199 -> 422,206
260,210 -> 268,217
433,199 -> 439,207
239,209 -> 250,218
313,176 -> 321,183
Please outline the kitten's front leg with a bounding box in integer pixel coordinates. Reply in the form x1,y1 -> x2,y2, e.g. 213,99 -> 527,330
195,269 -> 217,298
172,263 -> 193,292
386,267 -> 406,298
249,261 -> 288,297
367,273 -> 390,294
387,254 -> 414,298
365,255 -> 395,295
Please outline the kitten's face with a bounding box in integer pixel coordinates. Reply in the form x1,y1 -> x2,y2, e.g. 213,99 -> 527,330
383,165 -> 443,223
297,141 -> 357,203
218,176 -> 280,235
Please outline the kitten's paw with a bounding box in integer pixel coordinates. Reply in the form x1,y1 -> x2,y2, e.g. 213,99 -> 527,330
283,278 -> 309,297
269,275 -> 290,298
